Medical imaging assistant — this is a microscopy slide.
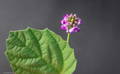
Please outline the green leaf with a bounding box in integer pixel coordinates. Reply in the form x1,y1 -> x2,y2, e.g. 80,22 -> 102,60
5,27 -> 77,74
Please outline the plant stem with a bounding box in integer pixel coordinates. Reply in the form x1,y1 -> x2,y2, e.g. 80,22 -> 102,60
67,33 -> 70,43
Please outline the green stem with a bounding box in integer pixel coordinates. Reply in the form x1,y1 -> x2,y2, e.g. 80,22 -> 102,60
67,33 -> 70,43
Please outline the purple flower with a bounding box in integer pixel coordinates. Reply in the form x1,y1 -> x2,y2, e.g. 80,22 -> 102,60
60,13 -> 81,33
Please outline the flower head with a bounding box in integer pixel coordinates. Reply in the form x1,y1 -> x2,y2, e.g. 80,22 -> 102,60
60,13 -> 81,33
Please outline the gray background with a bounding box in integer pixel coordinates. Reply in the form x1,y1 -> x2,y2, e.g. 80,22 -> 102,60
0,0 -> 120,74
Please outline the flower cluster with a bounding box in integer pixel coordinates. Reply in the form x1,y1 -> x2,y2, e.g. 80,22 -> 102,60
60,13 -> 81,33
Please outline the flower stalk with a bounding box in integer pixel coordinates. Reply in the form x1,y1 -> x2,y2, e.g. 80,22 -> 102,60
67,32 -> 70,43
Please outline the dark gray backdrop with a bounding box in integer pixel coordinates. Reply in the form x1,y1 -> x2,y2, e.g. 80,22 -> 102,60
0,0 -> 120,74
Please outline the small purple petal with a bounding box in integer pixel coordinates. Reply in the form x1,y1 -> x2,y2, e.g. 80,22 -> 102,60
73,14 -> 76,16
76,18 -> 82,25
68,27 -> 75,33
60,25 -> 67,30
74,27 -> 80,32
63,14 -> 69,20
69,13 -> 73,17
61,20 -> 66,24
69,27 -> 80,33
